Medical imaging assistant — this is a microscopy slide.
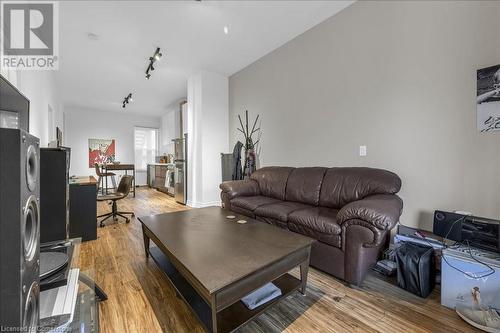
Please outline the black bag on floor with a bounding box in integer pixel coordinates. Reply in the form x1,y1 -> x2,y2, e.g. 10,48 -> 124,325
395,242 -> 435,298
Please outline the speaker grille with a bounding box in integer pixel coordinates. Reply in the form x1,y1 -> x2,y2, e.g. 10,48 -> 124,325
435,211 -> 445,221
23,196 -> 39,262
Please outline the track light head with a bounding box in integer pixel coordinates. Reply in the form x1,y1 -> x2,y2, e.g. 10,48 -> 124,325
153,47 -> 162,61
122,93 -> 133,108
145,47 -> 163,79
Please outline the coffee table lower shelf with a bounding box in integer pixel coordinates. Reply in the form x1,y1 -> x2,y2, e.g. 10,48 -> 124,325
149,246 -> 302,333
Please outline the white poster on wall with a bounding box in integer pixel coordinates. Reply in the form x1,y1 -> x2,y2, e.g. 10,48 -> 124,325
477,64 -> 500,132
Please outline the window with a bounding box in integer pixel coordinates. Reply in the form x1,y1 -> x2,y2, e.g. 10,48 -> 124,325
134,127 -> 159,171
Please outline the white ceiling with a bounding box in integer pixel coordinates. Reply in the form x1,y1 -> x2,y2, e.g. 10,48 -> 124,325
56,1 -> 353,116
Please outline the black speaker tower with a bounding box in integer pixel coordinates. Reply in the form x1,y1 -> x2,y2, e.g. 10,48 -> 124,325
0,128 -> 40,332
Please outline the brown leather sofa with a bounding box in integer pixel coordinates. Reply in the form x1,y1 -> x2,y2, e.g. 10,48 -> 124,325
220,167 -> 403,286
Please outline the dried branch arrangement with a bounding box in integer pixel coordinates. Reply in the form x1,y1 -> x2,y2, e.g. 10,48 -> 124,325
237,110 -> 260,151
237,110 -> 260,177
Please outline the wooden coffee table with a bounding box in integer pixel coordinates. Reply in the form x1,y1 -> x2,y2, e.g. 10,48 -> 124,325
139,207 -> 314,333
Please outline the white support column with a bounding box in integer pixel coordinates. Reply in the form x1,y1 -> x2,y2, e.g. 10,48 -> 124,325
186,71 -> 229,207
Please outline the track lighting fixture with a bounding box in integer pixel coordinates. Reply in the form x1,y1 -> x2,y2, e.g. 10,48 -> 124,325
145,47 -> 162,79
122,93 -> 133,108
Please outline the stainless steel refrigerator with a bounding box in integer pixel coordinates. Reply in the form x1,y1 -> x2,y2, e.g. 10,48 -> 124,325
173,134 -> 187,204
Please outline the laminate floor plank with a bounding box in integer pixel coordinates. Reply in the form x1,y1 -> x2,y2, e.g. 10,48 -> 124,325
76,187 -> 478,333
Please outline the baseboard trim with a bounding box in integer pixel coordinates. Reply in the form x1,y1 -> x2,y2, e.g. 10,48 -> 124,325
186,200 -> 221,208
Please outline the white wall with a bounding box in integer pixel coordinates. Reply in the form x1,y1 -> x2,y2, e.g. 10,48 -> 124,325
229,1 -> 500,230
187,71 -> 229,207
17,71 -> 64,146
1,69 -> 64,146
65,107 -> 161,185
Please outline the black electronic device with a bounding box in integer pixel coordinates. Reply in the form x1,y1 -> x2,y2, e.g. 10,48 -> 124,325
462,215 -> 500,253
40,147 -> 71,243
433,210 -> 466,242
0,75 -> 29,131
433,210 -> 500,253
39,252 -> 69,280
0,128 -> 40,332
39,240 -> 74,291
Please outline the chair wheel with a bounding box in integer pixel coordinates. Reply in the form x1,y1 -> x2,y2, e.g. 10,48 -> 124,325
126,219 -> 130,223
132,213 -> 135,217
114,217 -> 118,221
100,223 -> 104,228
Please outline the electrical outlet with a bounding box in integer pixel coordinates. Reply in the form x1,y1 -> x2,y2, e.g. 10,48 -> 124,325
359,145 -> 367,157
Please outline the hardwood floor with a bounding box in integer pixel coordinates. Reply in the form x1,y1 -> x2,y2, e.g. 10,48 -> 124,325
77,187 -> 478,333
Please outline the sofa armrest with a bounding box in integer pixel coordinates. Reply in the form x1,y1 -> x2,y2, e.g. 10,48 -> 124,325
219,180 -> 260,200
337,194 -> 403,231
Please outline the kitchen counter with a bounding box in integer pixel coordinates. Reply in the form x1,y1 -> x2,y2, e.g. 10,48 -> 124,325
147,164 -> 175,196
148,163 -> 175,167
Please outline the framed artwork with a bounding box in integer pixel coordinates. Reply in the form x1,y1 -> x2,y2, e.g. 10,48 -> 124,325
88,138 -> 115,167
477,64 -> 500,132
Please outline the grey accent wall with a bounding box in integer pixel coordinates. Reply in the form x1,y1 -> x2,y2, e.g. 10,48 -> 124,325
229,1 -> 500,230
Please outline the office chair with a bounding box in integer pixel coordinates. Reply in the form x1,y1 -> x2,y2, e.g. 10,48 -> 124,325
94,163 -> 117,195
97,175 -> 135,227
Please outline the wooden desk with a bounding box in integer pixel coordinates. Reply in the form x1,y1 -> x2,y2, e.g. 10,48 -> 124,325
69,176 -> 98,241
102,163 -> 136,197
70,176 -> 98,186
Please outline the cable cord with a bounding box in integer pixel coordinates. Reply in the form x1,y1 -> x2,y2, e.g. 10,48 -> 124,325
441,241 -> 496,279
398,218 -> 497,279
438,217 -> 496,279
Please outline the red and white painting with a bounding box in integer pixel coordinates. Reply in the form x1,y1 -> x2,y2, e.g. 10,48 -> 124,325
88,138 -> 115,167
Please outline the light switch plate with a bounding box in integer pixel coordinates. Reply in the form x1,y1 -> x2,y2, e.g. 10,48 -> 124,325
359,145 -> 367,156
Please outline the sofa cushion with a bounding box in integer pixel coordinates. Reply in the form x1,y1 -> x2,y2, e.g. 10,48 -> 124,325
319,167 -> 402,209
231,196 -> 280,211
288,207 -> 341,234
250,167 -> 294,200
285,167 -> 327,206
254,201 -> 309,222
289,223 -> 341,248
288,207 -> 342,247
